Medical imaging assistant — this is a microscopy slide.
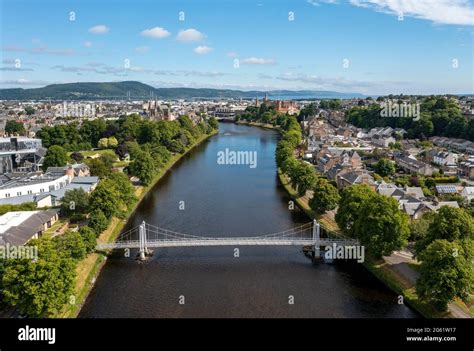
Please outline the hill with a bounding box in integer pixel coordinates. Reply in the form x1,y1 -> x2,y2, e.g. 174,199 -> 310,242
0,81 -> 366,100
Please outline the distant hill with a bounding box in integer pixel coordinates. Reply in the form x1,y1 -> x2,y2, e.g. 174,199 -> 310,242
0,81 -> 366,100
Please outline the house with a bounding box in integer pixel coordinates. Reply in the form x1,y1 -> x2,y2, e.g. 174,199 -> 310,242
435,184 -> 458,195
46,163 -> 90,178
336,170 -> 376,190
0,209 -> 59,246
395,155 -> 435,176
371,134 -> 396,147
458,157 -> 474,180
433,151 -> 459,166
377,182 -> 459,219
461,186 -> 474,202
0,172 -> 99,207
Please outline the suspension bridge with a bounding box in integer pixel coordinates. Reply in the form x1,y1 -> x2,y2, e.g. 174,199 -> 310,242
96,220 -> 359,260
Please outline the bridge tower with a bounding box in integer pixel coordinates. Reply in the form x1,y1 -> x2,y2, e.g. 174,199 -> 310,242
312,220 -> 321,259
138,221 -> 148,260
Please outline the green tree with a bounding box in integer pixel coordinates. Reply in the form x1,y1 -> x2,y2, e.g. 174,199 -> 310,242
107,136 -> 118,149
129,151 -> 157,186
5,120 -> 26,135
1,238 -> 76,317
409,211 -> 435,242
24,106 -> 36,115
98,138 -> 109,149
42,145 -> 68,170
208,117 -> 219,130
375,158 -> 396,177
0,202 -> 36,215
86,158 -> 111,179
79,226 -> 97,253
354,194 -> 410,258
415,206 -> 474,259
60,188 -> 89,217
88,209 -> 109,235
53,230 -> 87,261
296,163 -> 317,196
88,180 -> 121,218
107,172 -> 136,211
309,179 -> 340,214
416,240 -> 473,311
335,185 -> 375,237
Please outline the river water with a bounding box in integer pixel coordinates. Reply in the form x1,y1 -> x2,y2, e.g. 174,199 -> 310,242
79,123 -> 418,318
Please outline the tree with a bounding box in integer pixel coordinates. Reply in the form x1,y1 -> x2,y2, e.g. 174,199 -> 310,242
208,117 -> 219,130
354,194 -> 410,258
79,226 -> 97,253
107,172 -> 136,211
416,240 -> 473,311
5,120 -> 26,135
42,145 -> 68,170
107,137 -> 118,149
0,202 -> 36,215
295,162 -> 317,196
24,106 -> 36,115
86,158 -> 111,179
99,153 -> 117,169
88,180 -> 121,218
79,119 -> 106,147
60,188 -> 89,217
70,152 -> 84,163
88,209 -> 109,235
309,179 -> 340,214
129,151 -> 157,186
53,231 -> 87,261
115,142 -> 129,159
98,138 -> 109,149
415,206 -> 474,259
375,158 -> 396,177
1,238 -> 76,317
409,211 -> 435,242
335,185 -> 375,237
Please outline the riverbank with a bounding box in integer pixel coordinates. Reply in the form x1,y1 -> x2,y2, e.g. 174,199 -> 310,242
277,168 -> 456,318
55,129 -> 218,318
235,120 -> 282,131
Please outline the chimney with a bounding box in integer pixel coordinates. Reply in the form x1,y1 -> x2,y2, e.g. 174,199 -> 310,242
65,166 -> 75,179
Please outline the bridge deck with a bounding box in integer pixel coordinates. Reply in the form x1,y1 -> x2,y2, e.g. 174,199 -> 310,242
97,238 -> 360,250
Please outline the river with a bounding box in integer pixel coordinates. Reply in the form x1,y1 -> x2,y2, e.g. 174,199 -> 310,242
79,123 -> 419,318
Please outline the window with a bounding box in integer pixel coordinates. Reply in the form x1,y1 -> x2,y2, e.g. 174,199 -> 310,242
17,192 -> 21,196
5,193 -> 10,198
27,190 -> 32,194
40,189 -> 44,193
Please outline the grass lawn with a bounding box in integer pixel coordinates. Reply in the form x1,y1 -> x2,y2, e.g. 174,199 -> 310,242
69,149 -> 117,158
43,219 -> 67,237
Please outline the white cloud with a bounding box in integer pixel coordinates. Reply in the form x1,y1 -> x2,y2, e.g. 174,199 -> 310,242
177,28 -> 205,42
89,25 -> 110,34
140,27 -> 171,39
349,0 -> 474,26
84,41 -> 93,48
241,57 -> 276,65
135,46 -> 151,53
194,45 -> 213,54
307,0 -> 339,6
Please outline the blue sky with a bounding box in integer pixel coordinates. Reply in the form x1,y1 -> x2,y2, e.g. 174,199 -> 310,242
0,0 -> 473,94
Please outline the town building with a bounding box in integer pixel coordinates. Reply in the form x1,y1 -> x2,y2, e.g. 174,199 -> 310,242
0,209 -> 59,246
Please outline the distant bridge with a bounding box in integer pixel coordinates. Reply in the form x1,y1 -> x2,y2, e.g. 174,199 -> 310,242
96,220 -> 359,260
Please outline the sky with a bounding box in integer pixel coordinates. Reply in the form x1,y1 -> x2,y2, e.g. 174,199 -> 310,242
0,0 -> 473,95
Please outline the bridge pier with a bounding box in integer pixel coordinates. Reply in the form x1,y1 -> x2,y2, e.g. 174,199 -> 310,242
138,221 -> 149,261
312,220 -> 322,262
